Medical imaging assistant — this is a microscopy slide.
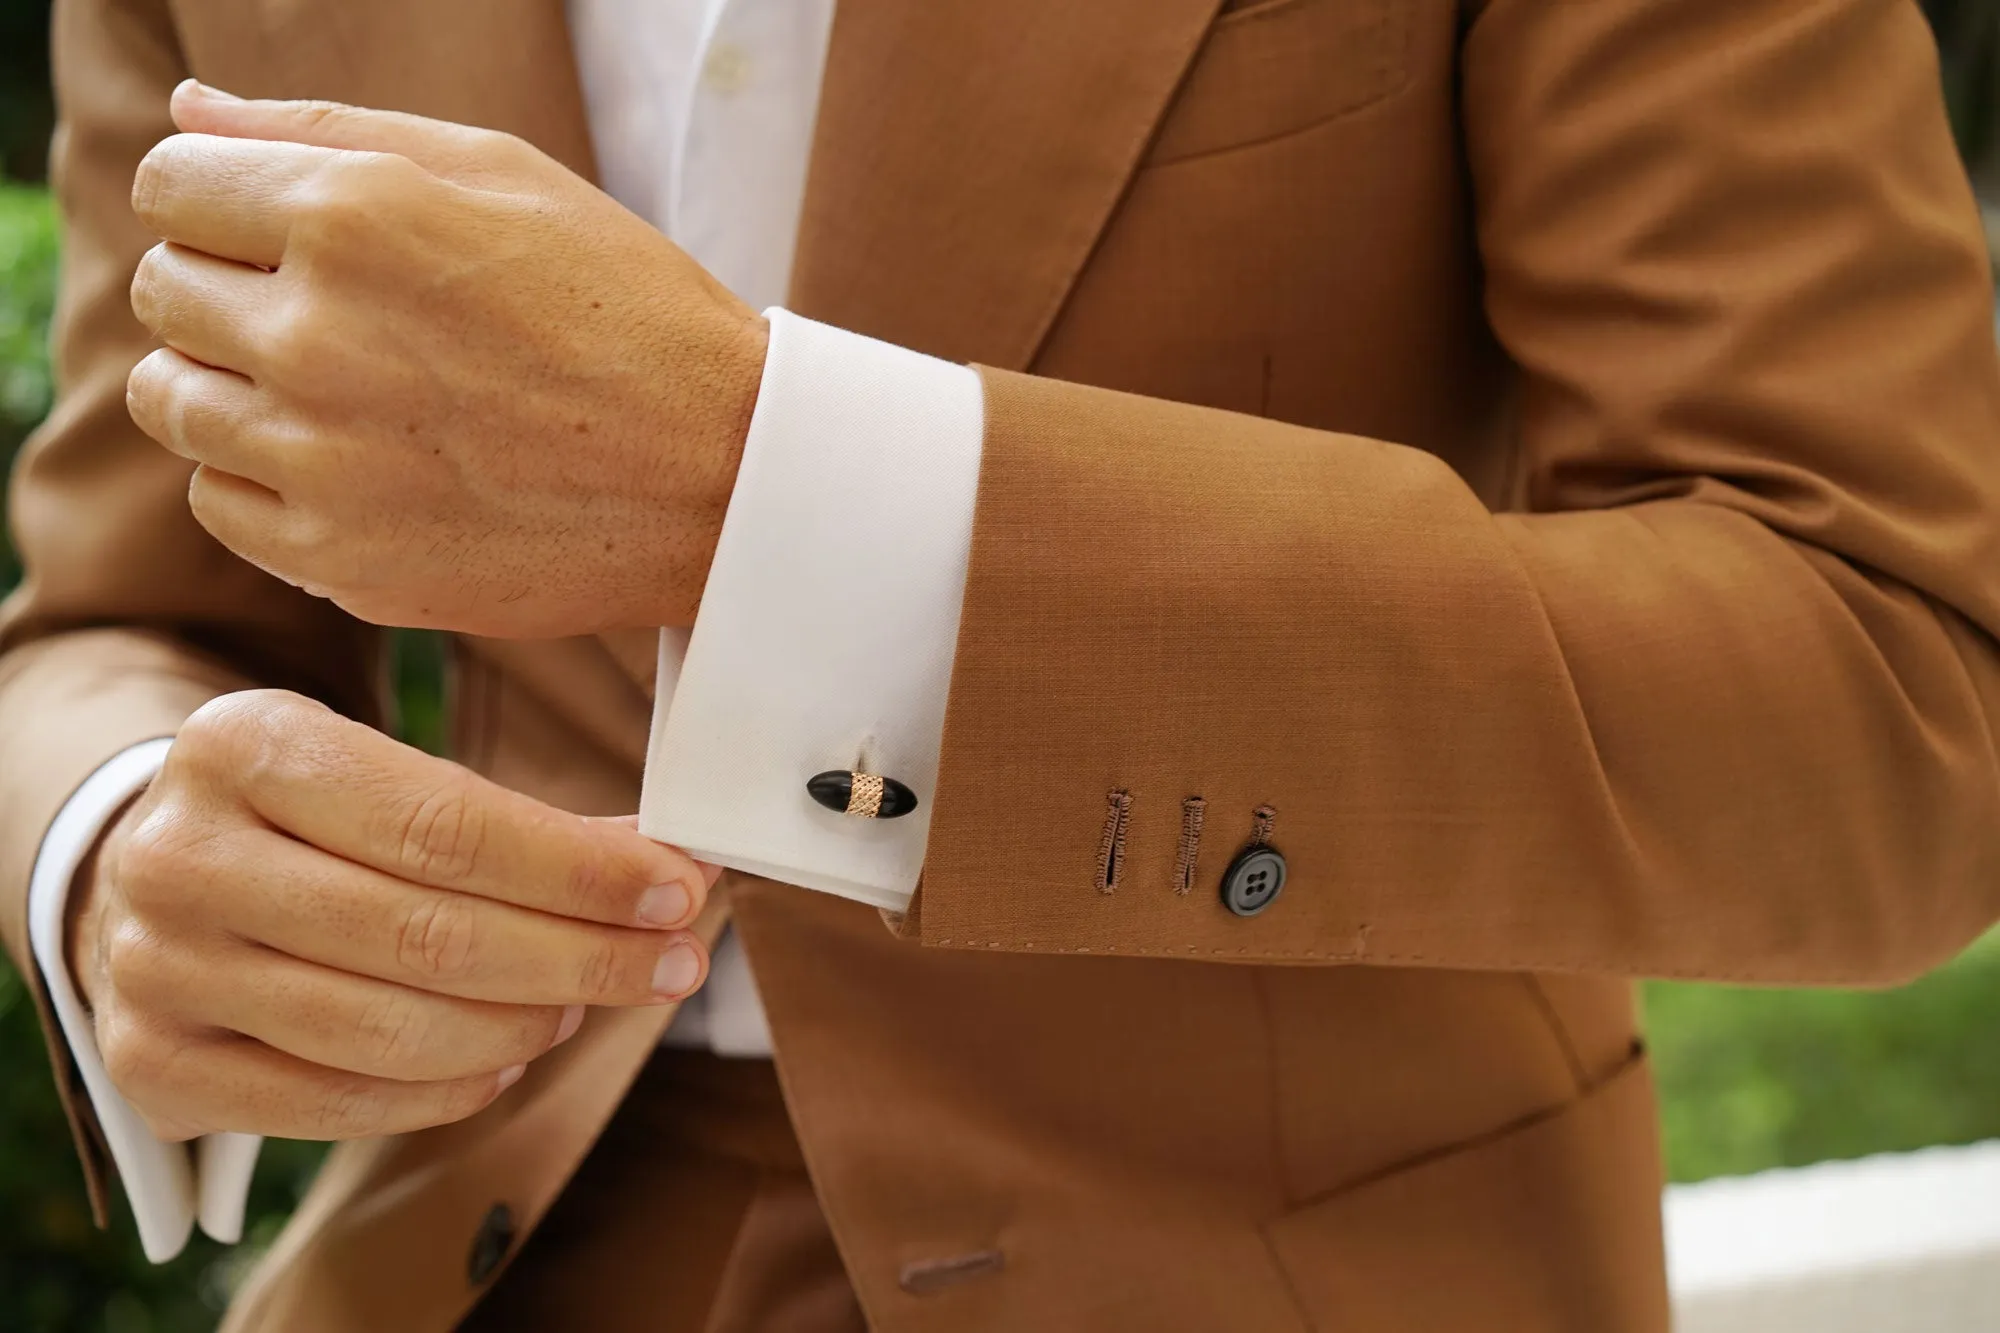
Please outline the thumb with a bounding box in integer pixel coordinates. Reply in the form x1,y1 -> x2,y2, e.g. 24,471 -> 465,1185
591,814 -> 728,890
168,79 -> 513,182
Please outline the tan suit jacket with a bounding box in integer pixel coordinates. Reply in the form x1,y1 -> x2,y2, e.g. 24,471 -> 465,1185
5,0 -> 1999,1328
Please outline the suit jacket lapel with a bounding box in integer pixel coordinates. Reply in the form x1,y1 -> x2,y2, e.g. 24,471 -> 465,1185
244,0 -> 1224,371
237,0 -> 599,179
789,0 -> 1226,371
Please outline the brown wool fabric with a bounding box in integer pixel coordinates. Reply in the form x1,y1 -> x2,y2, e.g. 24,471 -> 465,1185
458,1051 -> 865,1333
4,0 -> 1997,1328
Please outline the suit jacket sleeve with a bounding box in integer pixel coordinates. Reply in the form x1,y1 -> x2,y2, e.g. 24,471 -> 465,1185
0,0 -> 381,1219
909,0 -> 2000,986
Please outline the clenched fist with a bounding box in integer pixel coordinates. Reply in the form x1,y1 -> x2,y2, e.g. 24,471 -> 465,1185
68,691 -> 716,1142
125,79 -> 768,638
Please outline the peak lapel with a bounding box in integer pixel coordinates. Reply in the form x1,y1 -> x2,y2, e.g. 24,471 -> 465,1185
788,0 -> 1226,371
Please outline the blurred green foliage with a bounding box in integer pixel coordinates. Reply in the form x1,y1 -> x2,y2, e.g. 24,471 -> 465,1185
0,182 -> 55,590
0,2 -> 1998,1330
1647,931 -> 2000,1183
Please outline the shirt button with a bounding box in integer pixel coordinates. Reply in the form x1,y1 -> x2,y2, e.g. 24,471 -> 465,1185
1220,846 -> 1287,917
702,41 -> 753,94
466,1202 -> 515,1286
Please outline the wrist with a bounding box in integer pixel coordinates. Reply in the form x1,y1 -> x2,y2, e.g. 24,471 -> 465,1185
651,309 -> 769,627
703,309 -> 768,523
720,311 -> 770,468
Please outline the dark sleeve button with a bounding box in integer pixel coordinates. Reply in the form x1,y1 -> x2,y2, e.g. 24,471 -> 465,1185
808,770 -> 918,819
1220,846 -> 1287,917
467,1202 -> 516,1286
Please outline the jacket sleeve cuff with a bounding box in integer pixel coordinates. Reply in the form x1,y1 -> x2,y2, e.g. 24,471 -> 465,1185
639,309 -> 984,910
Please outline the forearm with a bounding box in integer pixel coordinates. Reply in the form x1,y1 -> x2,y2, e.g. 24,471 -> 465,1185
905,366 -> 2000,986
896,0 -> 2000,986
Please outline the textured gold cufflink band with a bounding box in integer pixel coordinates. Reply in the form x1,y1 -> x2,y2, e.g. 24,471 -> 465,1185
847,772 -> 886,818
807,769 -> 918,820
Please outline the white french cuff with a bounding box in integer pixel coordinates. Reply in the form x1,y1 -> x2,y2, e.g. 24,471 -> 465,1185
640,308 -> 985,909
26,737 -> 263,1262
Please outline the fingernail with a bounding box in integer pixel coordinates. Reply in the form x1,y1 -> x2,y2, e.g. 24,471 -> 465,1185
496,1063 -> 527,1092
652,944 -> 702,998
191,80 -> 242,101
554,1004 -> 585,1045
636,881 -> 692,927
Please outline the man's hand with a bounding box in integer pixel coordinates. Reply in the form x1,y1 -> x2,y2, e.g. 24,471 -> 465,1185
68,691 -> 715,1142
124,80 -> 769,638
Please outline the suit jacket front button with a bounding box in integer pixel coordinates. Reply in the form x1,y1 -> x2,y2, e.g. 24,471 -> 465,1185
467,1202 -> 516,1286
1220,846 -> 1287,917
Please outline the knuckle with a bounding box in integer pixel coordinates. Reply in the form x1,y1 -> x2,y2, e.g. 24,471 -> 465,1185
184,468 -> 248,558
97,1010 -> 164,1098
487,130 -> 544,173
394,894 -> 479,983
183,690 -> 330,792
258,312 -> 319,384
101,917 -> 168,998
395,775 -> 487,885
130,138 -> 183,229
124,345 -> 162,399
114,807 -> 204,907
291,151 -> 416,251
179,691 -> 288,764
170,695 -> 240,766
312,1077 -> 387,1140
126,348 -> 180,431
259,533 -> 352,607
356,988 -> 431,1072
574,937 -> 625,1003
291,101 -> 361,140
98,1025 -> 142,1091
289,171 -> 366,253
557,842 -> 616,920
555,824 -> 661,923
282,504 -> 360,585
129,245 -> 170,326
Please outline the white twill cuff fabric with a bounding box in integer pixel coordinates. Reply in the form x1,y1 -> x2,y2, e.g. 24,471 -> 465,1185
641,308 -> 984,910
26,737 -> 263,1262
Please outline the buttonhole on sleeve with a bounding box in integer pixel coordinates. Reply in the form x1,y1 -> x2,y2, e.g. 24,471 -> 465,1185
1174,796 -> 1207,895
1096,789 -> 1132,893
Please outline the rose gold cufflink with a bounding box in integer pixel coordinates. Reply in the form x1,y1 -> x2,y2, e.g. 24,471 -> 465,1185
807,770 -> 918,819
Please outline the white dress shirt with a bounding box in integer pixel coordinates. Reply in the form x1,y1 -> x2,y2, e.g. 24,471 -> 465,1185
26,0 -> 985,1262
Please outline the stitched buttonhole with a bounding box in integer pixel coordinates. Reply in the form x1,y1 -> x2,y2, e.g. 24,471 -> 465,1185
1096,789 -> 1133,893
1173,796 -> 1207,895
1249,803 -> 1277,847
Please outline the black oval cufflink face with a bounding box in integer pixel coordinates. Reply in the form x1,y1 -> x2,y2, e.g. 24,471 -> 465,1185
807,770 -> 919,819
1221,846 -> 1286,917
467,1202 -> 515,1286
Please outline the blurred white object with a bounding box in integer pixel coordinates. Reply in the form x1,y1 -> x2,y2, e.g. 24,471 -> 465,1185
1666,1140 -> 2000,1331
